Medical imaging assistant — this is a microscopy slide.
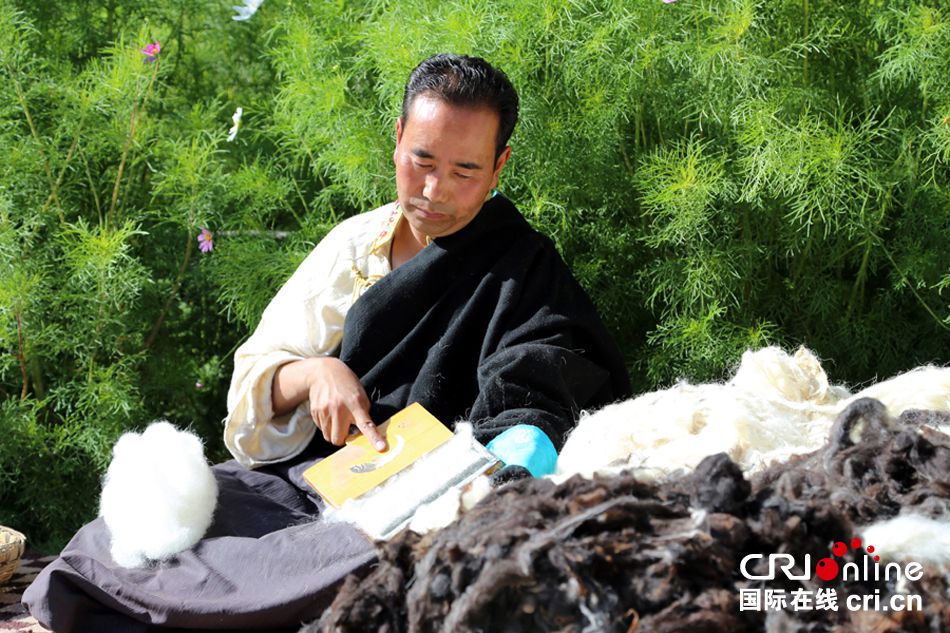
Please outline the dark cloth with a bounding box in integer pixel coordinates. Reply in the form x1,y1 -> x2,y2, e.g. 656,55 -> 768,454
23,194 -> 630,632
338,193 -> 631,452
22,461 -> 376,632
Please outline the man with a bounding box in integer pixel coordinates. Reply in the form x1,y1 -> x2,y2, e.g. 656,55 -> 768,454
25,54 -> 630,632
226,54 -> 629,472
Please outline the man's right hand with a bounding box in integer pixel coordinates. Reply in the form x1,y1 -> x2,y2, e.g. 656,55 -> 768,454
272,357 -> 387,451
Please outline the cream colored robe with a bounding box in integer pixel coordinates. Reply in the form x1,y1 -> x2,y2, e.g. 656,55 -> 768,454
224,203 -> 401,468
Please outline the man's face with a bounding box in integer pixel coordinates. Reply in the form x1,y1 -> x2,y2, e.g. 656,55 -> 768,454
394,94 -> 511,240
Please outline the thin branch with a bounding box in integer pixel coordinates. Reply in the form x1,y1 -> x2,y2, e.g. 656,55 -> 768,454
10,71 -> 65,224
16,309 -> 29,401
845,240 -> 871,319
218,229 -> 291,239
106,105 -> 139,228
40,128 -> 83,216
80,146 -> 104,225
882,245 -> 950,333
143,229 -> 195,350
802,0 -> 810,84
11,76 -> 53,184
618,137 -> 635,179
288,173 -> 311,222
106,65 -> 158,228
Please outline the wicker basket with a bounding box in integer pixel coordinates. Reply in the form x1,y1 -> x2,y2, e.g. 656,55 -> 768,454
0,526 -> 26,584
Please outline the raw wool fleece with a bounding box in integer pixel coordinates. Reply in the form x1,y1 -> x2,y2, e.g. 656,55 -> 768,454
861,515 -> 950,567
99,421 -> 218,568
326,424 -> 495,539
407,474 -> 492,537
302,400 -> 950,633
556,346 -> 950,480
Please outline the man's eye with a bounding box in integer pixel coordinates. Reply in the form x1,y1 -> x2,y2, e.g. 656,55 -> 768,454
413,161 -> 433,170
455,172 -> 472,180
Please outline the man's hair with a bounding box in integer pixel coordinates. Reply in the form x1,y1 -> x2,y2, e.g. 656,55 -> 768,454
401,54 -> 519,160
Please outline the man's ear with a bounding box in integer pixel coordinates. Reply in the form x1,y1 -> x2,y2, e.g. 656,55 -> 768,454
490,146 -> 512,189
394,117 -> 404,165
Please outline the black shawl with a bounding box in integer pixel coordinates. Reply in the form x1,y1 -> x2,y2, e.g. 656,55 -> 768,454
337,194 -> 630,450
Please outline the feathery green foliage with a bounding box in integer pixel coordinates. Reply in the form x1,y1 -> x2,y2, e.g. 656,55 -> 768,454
1,0 -> 949,550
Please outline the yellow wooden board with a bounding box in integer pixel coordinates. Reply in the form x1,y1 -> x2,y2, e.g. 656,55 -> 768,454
302,402 -> 455,508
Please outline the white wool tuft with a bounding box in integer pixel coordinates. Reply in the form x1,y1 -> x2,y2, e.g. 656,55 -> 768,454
555,346 -> 950,482
460,474 -> 492,511
730,346 -> 849,406
328,423 -> 496,540
407,474 -> 493,536
849,366 -> 950,423
861,514 -> 950,566
99,421 -> 218,568
408,487 -> 464,535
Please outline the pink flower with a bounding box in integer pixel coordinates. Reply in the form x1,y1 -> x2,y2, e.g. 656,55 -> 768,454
195,381 -> 205,390
663,0 -> 677,3
197,228 -> 214,253
140,41 -> 161,63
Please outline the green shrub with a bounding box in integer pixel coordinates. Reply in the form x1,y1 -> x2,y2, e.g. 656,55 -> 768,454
0,399 -> 107,551
1,0 -> 948,551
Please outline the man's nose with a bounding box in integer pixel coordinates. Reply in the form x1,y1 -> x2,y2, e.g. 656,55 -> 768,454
423,172 -> 449,203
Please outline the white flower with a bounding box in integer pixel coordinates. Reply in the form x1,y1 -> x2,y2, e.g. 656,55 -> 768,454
232,0 -> 264,21
227,107 -> 243,142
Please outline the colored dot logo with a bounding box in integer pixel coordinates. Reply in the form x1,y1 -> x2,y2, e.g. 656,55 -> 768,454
816,557 -> 839,581
815,536 -> 880,581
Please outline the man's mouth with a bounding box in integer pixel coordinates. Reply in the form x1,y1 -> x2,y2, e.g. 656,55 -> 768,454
410,202 -> 447,220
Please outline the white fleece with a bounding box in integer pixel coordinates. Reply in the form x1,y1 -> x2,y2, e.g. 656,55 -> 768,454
861,514 -> 950,566
328,423 -> 497,540
99,421 -> 218,568
555,346 -> 950,481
